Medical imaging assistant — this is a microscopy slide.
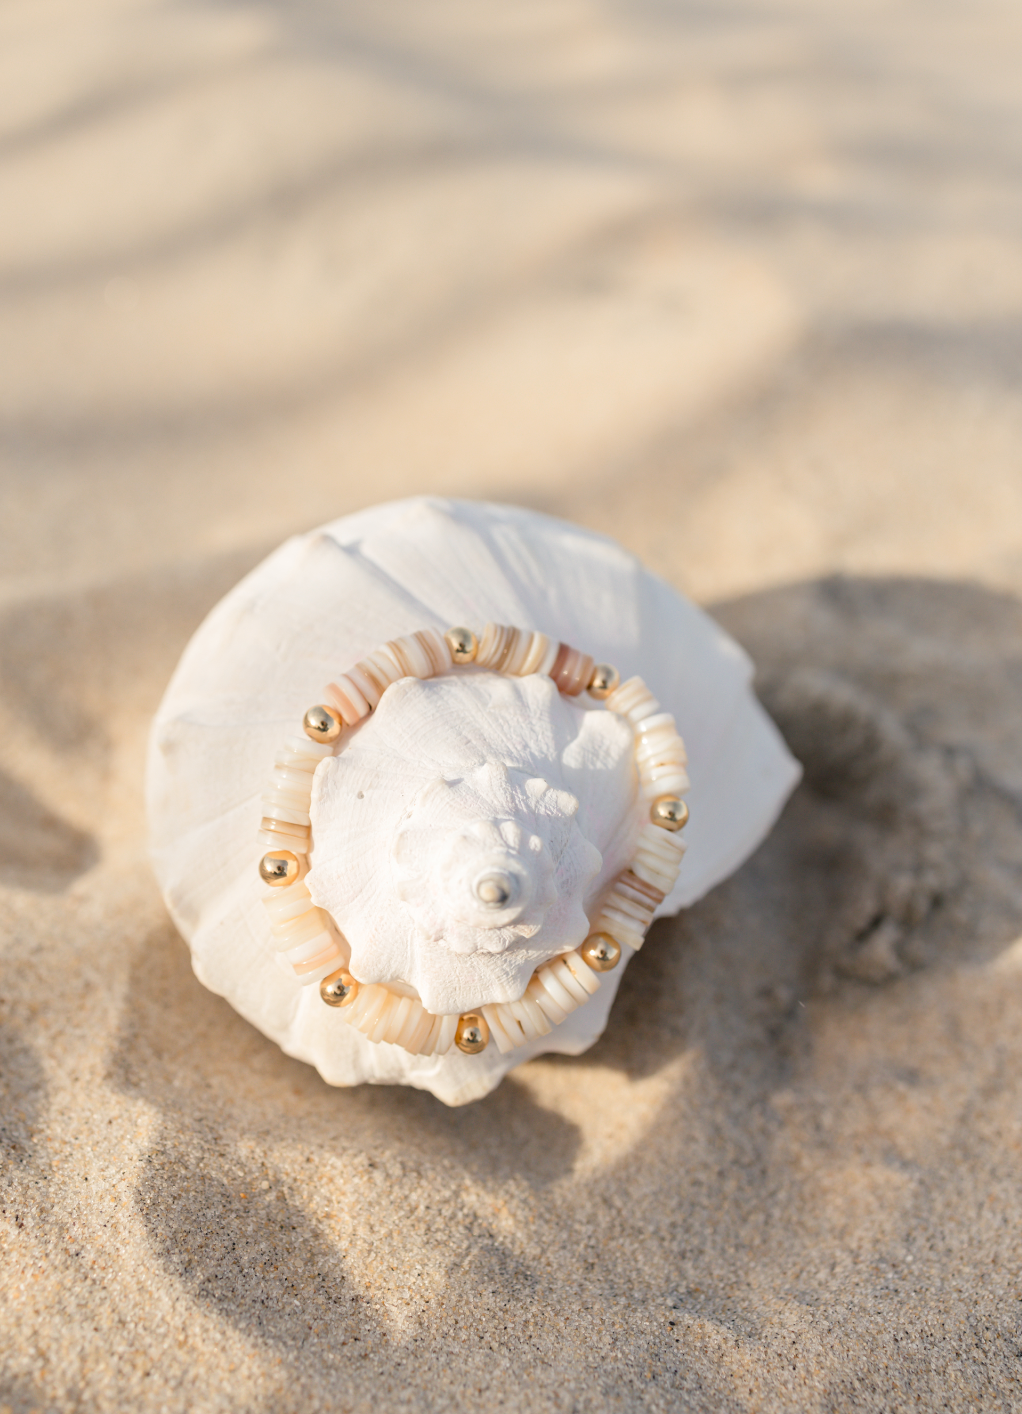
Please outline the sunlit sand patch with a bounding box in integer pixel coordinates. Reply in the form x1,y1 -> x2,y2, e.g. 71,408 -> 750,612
990,934 -> 1022,974
509,1052 -> 695,1176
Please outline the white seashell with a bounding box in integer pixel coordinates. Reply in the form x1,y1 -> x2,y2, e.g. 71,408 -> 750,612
146,497 -> 801,1106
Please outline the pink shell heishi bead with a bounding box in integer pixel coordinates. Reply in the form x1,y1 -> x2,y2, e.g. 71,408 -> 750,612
325,675 -> 371,726
260,801 -> 312,829
534,961 -> 581,1015
601,896 -> 652,934
630,844 -> 683,886
526,971 -> 569,1025
294,945 -> 345,985
381,997 -> 432,1050
417,1010 -> 447,1055
354,657 -> 388,700
508,995 -> 552,1039
601,883 -> 657,930
637,742 -> 685,767
480,1003 -> 519,1055
385,633 -> 433,679
607,675 -> 661,724
382,994 -> 415,1046
362,991 -> 404,1045
270,908 -> 326,950
365,648 -> 404,692
503,627 -> 534,676
563,950 -> 602,995
284,733 -> 333,759
519,631 -> 556,677
475,622 -> 513,669
596,909 -> 645,950
639,769 -> 691,801
282,930 -> 337,966
264,784 -> 312,813
257,829 -> 309,854
412,1014 -> 435,1055
495,626 -> 527,673
403,1002 -> 435,1051
618,870 -> 667,907
629,857 -> 679,894
542,958 -> 586,1009
262,784 -> 312,813
632,835 -> 683,875
369,992 -> 405,1045
409,1011 -> 441,1056
634,711 -> 681,738
504,999 -> 540,1042
637,821 -> 686,858
262,884 -> 312,925
434,1014 -> 460,1056
414,627 -> 452,675
635,715 -> 687,763
397,1001 -> 433,1052
344,661 -> 383,710
636,741 -> 688,773
339,982 -> 383,1032
550,643 -> 595,696
274,749 -> 317,775
270,764 -> 316,794
258,813 -> 308,836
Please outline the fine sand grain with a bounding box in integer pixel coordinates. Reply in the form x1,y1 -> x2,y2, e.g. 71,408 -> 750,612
2,1 -> 1022,1410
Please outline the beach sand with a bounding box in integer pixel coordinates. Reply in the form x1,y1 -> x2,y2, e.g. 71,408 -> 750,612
2,1 -> 1021,1409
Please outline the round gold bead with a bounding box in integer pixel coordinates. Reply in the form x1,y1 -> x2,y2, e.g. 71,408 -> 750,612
580,933 -> 621,972
320,969 -> 359,1008
454,1012 -> 489,1054
445,627 -> 478,664
303,704 -> 342,744
587,663 -> 620,699
259,850 -> 300,887
650,796 -> 689,832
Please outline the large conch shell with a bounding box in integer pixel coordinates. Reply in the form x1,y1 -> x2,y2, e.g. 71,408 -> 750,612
147,498 -> 800,1105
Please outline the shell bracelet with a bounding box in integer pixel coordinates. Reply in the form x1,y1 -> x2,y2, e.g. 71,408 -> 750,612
256,624 -> 690,1059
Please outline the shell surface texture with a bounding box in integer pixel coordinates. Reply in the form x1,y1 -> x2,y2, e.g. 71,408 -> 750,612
147,497 -> 801,1105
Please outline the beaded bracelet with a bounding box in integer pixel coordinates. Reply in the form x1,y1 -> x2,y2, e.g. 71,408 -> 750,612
257,625 -> 690,1058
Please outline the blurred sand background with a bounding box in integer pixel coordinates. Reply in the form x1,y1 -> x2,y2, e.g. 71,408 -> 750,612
2,1 -> 1022,1410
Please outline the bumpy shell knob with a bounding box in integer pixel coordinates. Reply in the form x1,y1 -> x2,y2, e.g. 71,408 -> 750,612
650,796 -> 689,832
580,933 -> 622,971
259,850 -> 300,886
445,626 -> 478,663
320,970 -> 359,1007
304,704 -> 342,744
455,1013 -> 489,1054
587,663 -> 620,699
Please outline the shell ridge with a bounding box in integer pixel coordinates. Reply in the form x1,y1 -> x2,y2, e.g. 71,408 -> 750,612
483,515 -> 644,652
347,501 -> 539,630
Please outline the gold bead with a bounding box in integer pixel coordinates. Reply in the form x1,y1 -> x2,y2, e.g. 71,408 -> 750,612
580,933 -> 621,971
445,627 -> 478,664
455,1012 -> 489,1054
259,850 -> 300,887
587,663 -> 620,699
320,969 -> 359,1007
303,704 -> 342,744
650,796 -> 689,832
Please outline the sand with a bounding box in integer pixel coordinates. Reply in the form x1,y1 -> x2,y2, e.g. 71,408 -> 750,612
2,0 -> 1022,1409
